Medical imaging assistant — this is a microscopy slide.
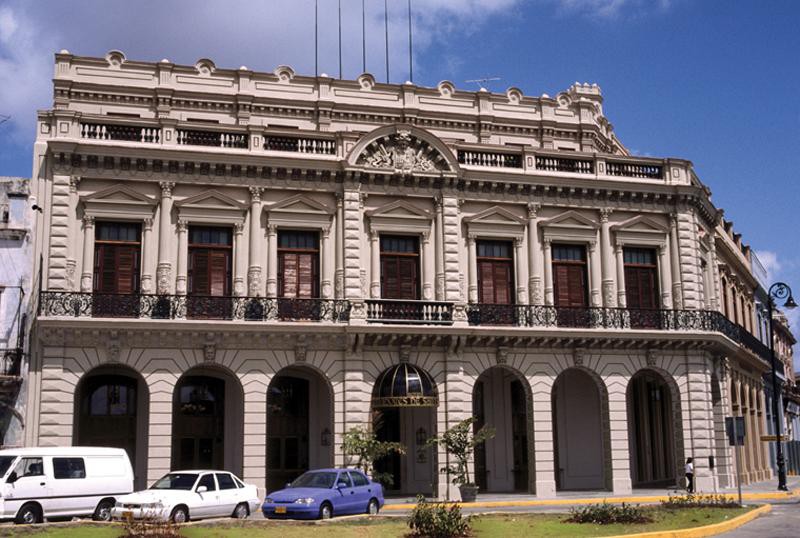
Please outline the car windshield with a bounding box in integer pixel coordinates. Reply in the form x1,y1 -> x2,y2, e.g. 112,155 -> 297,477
0,456 -> 16,478
150,473 -> 199,490
289,471 -> 338,489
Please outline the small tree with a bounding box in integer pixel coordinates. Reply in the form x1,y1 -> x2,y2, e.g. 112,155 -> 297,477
341,425 -> 405,487
426,417 -> 495,488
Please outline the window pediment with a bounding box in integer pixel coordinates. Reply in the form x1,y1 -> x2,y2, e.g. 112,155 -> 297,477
176,189 -> 246,224
81,183 -> 156,220
464,205 -> 526,239
267,193 -> 333,229
368,200 -> 432,234
611,215 -> 668,247
540,210 -> 598,243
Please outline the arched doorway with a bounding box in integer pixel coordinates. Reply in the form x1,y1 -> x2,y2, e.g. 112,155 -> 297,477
372,363 -> 438,497
266,366 -> 334,492
627,369 -> 679,487
552,368 -> 609,490
473,367 -> 531,493
171,368 -> 244,475
74,367 -> 149,489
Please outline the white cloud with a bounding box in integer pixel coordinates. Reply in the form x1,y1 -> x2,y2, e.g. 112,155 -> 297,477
756,250 -> 782,283
547,0 -> 673,18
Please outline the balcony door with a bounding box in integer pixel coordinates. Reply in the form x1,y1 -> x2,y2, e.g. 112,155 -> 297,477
476,240 -> 515,324
93,221 -> 141,317
552,244 -> 588,326
624,248 -> 660,328
188,226 -> 232,319
277,230 -> 320,319
380,236 -> 420,300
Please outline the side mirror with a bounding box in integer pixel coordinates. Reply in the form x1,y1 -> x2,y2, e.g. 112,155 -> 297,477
336,482 -> 348,489
6,471 -> 17,484
196,485 -> 208,493
285,483 -> 291,489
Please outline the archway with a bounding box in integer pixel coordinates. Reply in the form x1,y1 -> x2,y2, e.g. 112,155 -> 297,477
552,368 -> 610,491
627,369 -> 680,487
473,366 -> 532,493
74,366 -> 149,489
171,367 -> 244,476
266,366 -> 334,492
371,363 -> 438,496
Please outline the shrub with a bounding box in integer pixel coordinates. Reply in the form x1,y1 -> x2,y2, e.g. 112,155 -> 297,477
566,502 -> 653,525
341,421 -> 405,488
408,495 -> 471,538
661,493 -> 741,509
122,510 -> 181,537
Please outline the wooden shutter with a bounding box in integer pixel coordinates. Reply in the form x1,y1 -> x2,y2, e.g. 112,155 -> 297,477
625,266 -> 658,309
281,253 -> 299,297
115,246 -> 139,294
397,257 -> 418,300
190,250 -> 210,295
298,253 -> 315,298
478,262 -> 495,303
554,264 -> 587,307
209,250 -> 229,296
95,245 -> 116,293
494,263 -> 512,304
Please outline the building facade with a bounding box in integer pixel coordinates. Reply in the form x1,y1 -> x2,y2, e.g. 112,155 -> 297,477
1,177 -> 33,447
26,51 -> 779,497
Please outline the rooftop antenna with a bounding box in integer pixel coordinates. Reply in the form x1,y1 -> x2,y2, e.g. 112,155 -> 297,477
408,0 -> 413,82
384,0 -> 390,83
362,0 -> 366,73
314,0 -> 319,76
465,77 -> 501,91
338,0 -> 343,79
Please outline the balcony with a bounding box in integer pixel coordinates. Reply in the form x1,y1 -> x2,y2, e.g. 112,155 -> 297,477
176,129 -> 249,149
365,299 -> 453,325
535,156 -> 594,174
38,292 -> 350,323
264,135 -> 336,155
458,150 -> 522,169
606,161 -> 663,180
80,122 -> 161,143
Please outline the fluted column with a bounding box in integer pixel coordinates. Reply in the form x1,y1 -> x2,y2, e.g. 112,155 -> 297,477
599,208 -> 616,307
66,176 -> 81,290
615,245 -> 626,307
247,187 -> 263,296
589,240 -> 602,307
543,239 -> 554,305
708,239 -> 720,311
79,215 -> 95,292
156,181 -> 175,294
434,198 -> 445,301
140,218 -> 154,294
266,224 -> 278,297
233,222 -> 245,296
515,237 -> 528,304
527,203 -> 542,304
335,194 -> 344,299
669,214 -> 683,309
175,220 -> 188,295
467,234 -> 478,303
658,244 -> 673,309
370,230 -> 381,298
422,229 -> 435,300
321,225 -> 334,298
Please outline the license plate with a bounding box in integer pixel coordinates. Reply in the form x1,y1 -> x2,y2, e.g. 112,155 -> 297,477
275,506 -> 287,514
122,511 -> 133,520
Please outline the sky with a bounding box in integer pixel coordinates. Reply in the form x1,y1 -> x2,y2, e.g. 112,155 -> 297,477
1,0 -> 799,331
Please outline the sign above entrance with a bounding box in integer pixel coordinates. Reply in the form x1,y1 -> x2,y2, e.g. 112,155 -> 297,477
372,363 -> 439,408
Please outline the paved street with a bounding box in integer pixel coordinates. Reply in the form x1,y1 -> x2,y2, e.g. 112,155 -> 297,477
722,501 -> 800,537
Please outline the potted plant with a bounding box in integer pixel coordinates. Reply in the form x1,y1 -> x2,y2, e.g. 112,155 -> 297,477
426,417 -> 495,502
341,422 -> 406,488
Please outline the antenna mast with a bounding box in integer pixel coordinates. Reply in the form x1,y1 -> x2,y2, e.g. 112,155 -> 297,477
465,77 -> 502,91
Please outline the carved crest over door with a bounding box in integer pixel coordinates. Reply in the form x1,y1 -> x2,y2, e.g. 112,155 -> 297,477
350,125 -> 457,175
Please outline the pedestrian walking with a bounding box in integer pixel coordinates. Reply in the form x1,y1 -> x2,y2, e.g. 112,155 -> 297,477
684,458 -> 694,493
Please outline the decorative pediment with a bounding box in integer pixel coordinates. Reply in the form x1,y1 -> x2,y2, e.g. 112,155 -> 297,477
464,205 -> 526,239
176,190 -> 246,224
540,210 -> 599,243
267,193 -> 333,229
348,124 -> 458,175
611,215 -> 669,247
368,200 -> 432,234
540,210 -> 599,230
81,184 -> 156,220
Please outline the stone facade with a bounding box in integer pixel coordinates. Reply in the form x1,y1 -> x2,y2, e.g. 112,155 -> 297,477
25,51 -> 780,497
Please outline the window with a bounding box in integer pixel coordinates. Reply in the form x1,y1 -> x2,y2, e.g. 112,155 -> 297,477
350,472 -> 369,487
1,204 -> 8,223
14,457 -> 43,478
278,230 -> 320,298
552,244 -> 588,308
380,236 -> 420,300
476,240 -> 514,305
53,458 -> 86,479
216,473 -> 237,490
197,474 -> 217,491
85,377 -> 136,416
623,248 -> 659,310
188,226 -> 232,296
93,221 -> 141,294
337,472 -> 353,488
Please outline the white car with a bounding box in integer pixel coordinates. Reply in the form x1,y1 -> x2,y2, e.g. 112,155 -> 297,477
112,470 -> 260,523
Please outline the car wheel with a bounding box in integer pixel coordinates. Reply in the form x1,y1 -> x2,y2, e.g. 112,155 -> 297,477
93,499 -> 115,521
170,505 -> 189,524
15,503 -> 43,525
319,502 -> 333,520
233,502 -> 249,519
367,498 -> 379,515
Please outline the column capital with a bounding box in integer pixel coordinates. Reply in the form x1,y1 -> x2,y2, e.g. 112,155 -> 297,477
267,223 -> 278,235
599,207 -> 612,222
370,229 -> 380,241
249,186 -> 262,202
177,219 -> 189,233
527,202 -> 541,219
322,225 -> 331,238
466,233 -> 477,244
421,230 -> 431,243
359,192 -> 368,210
588,240 -> 597,252
143,217 -> 154,231
514,237 -> 524,249
233,222 -> 245,235
159,181 -> 175,197
69,175 -> 81,193
82,214 -> 95,227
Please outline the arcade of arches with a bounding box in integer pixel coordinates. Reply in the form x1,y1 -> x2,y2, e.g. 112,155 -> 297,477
65,350 -> 765,499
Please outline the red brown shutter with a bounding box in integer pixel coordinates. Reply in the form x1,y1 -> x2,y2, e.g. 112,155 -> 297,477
281,254 -> 298,297
478,262 -> 494,303
191,250 -> 210,295
397,257 -> 418,300
209,250 -> 229,296
115,246 -> 139,294
298,253 -> 314,298
494,263 -> 512,304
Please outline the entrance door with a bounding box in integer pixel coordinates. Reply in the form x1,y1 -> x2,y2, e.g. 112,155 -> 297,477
628,371 -> 676,487
93,221 -> 141,317
266,376 -> 310,492
187,226 -> 232,319
77,376 -> 138,468
510,380 -> 529,491
173,376 -> 225,470
374,408 -> 402,493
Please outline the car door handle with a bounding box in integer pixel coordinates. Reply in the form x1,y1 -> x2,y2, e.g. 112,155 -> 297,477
39,482 -> 45,486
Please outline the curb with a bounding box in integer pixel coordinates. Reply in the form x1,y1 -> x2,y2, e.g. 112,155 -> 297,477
606,504 -> 772,538
382,487 -> 800,511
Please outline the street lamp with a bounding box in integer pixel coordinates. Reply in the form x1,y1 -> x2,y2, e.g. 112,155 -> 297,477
766,282 -> 796,491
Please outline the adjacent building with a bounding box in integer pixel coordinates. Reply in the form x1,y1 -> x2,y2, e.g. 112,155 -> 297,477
25,50 -> 787,497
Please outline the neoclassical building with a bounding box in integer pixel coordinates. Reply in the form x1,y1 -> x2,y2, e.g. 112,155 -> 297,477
25,51 -> 779,498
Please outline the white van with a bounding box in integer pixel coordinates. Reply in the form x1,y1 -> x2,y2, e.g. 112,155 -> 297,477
0,446 -> 134,524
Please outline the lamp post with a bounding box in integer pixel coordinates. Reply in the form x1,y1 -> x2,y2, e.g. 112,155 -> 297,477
766,282 -> 797,491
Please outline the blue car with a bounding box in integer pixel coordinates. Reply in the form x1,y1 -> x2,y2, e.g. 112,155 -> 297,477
261,468 -> 384,520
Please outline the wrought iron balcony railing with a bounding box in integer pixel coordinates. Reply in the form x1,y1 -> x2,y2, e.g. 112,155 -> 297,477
38,292 -> 350,323
365,299 -> 453,325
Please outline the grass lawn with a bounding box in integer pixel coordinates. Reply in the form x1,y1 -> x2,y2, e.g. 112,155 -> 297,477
7,506 -> 754,538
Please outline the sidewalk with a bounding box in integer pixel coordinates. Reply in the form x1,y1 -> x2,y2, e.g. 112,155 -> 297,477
382,477 -> 800,511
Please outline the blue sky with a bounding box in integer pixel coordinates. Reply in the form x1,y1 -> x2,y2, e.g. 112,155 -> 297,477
1,0 -> 799,320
